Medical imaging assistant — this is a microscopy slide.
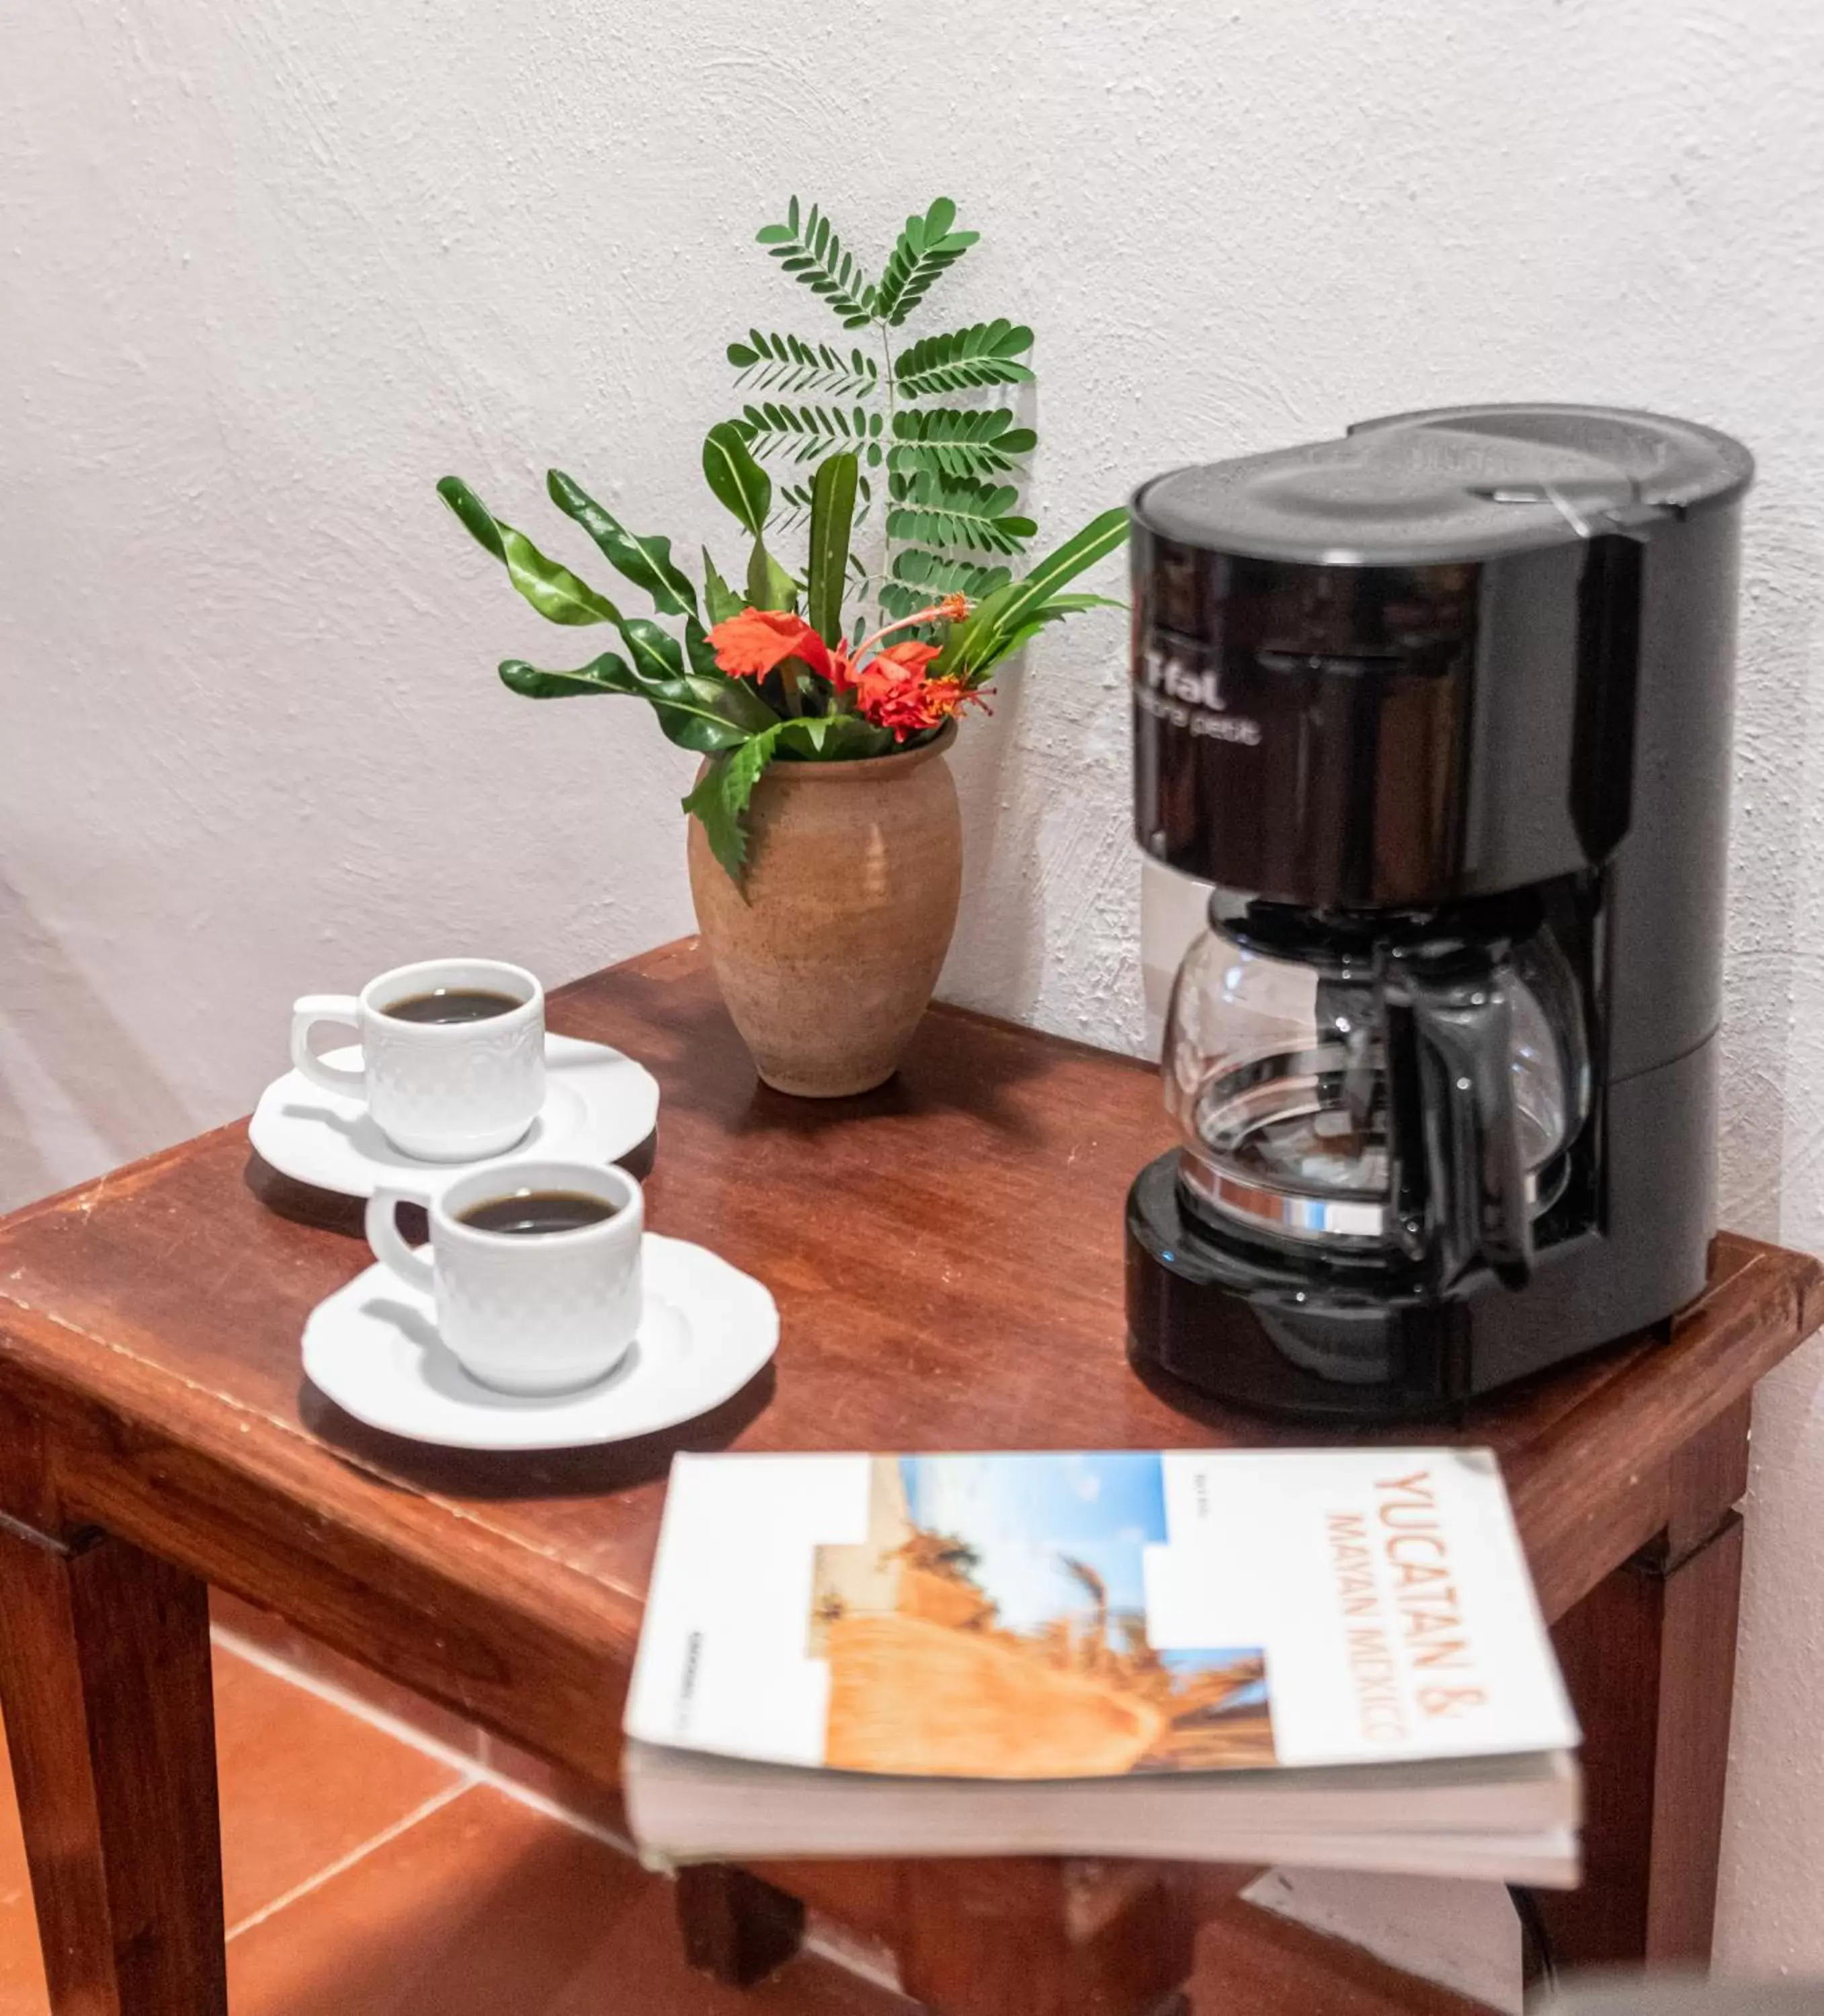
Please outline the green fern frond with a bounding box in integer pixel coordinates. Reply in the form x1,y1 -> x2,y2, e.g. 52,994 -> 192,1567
890,548 -> 1013,600
768,480 -> 817,534
737,403 -> 884,467
727,329 -> 879,396
889,406 -> 1037,479
886,469 -> 1036,558
896,319 -> 1036,398
872,198 -> 980,328
755,197 -> 876,327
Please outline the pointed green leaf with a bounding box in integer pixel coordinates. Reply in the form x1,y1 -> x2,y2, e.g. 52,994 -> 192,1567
545,470 -> 698,620
702,548 -> 745,626
938,507 -> 1131,679
497,649 -> 774,755
702,423 -> 772,536
806,451 -> 859,646
437,476 -> 619,626
745,538 -> 798,613
616,612 -> 686,685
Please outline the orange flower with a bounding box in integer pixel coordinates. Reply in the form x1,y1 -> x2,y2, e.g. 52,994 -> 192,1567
858,640 -> 941,690
852,641 -> 937,732
854,642 -> 988,741
706,609 -> 835,684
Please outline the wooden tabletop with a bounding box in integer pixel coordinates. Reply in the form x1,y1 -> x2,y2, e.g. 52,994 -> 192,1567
0,937 -> 1818,1796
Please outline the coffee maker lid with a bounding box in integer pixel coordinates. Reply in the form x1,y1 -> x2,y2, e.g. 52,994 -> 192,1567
1132,403 -> 1754,566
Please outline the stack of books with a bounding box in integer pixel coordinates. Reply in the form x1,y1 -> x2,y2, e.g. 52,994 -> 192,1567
625,1447 -> 1579,1885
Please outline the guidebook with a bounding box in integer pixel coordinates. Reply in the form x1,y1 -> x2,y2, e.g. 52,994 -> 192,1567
624,1448 -> 1581,1884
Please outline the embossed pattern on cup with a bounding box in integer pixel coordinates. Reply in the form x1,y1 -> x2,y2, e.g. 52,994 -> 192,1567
291,958 -> 546,1162
366,1159 -> 645,1394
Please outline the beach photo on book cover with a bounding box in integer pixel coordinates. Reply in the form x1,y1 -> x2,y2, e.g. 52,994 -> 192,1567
807,1453 -> 1275,1779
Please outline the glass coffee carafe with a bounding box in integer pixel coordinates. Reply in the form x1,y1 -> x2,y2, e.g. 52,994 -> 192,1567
1163,900 -> 1589,1288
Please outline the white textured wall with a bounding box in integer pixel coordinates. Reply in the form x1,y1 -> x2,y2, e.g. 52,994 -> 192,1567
5,0 -> 1824,1984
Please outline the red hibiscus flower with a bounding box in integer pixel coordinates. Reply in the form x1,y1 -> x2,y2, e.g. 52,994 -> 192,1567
706,609 -> 839,684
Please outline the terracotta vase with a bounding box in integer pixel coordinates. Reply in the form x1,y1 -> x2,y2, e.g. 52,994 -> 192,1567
688,722 -> 962,1097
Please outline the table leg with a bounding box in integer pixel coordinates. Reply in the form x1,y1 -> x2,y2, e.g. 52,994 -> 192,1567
890,1857 -> 1200,2016
1539,1398 -> 1750,1970
675,1863 -> 806,1986
0,1519 -> 226,2015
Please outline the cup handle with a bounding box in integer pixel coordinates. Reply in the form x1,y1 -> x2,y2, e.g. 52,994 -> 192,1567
366,1188 -> 437,1292
290,995 -> 365,1097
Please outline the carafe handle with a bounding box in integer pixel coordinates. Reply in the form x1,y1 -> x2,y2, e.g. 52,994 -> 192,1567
1393,951 -> 1534,1291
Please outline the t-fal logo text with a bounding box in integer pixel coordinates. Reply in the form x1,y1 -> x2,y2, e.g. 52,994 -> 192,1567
1136,646 -> 1262,746
1147,649 -> 1226,710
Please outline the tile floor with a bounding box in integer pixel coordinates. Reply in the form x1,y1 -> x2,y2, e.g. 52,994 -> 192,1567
0,1639 -> 915,2016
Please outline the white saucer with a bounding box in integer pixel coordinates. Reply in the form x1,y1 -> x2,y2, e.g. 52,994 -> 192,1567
250,1034 -> 661,1199
302,1235 -> 777,1450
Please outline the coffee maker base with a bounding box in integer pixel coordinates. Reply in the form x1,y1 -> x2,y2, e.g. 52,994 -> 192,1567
1125,1152 -> 1695,1422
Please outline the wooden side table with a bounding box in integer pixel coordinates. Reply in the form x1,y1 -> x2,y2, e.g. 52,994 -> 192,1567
0,939 -> 1817,2016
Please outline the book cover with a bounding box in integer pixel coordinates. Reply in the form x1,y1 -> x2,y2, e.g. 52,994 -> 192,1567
626,1447 -> 1578,1781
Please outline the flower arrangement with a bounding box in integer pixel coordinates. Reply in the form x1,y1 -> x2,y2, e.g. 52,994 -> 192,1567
438,196 -> 1126,879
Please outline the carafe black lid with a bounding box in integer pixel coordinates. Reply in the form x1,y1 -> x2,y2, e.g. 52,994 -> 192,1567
1132,403 -> 1753,567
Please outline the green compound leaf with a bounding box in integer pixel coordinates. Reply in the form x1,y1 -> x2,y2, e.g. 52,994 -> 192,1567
873,196 -> 980,328
727,329 -> 879,396
886,469 -> 1036,558
545,470 -> 697,620
889,406 -> 1037,480
891,547 -> 1013,599
878,546 -> 1014,618
895,319 -> 1036,398
735,401 -> 883,466
753,198 -> 876,328
437,477 -> 619,626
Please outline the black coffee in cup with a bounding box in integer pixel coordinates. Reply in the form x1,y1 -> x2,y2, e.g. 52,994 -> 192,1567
382,987 -> 523,1025
457,1190 -> 618,1236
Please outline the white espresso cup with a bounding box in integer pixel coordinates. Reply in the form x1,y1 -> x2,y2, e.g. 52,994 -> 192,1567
366,1158 -> 644,1394
290,958 -> 545,1163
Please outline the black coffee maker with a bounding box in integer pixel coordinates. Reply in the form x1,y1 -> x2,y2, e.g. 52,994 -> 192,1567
1125,403 -> 1753,1419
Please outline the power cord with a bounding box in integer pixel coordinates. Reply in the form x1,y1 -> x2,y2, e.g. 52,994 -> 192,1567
1509,1884 -> 1561,1997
